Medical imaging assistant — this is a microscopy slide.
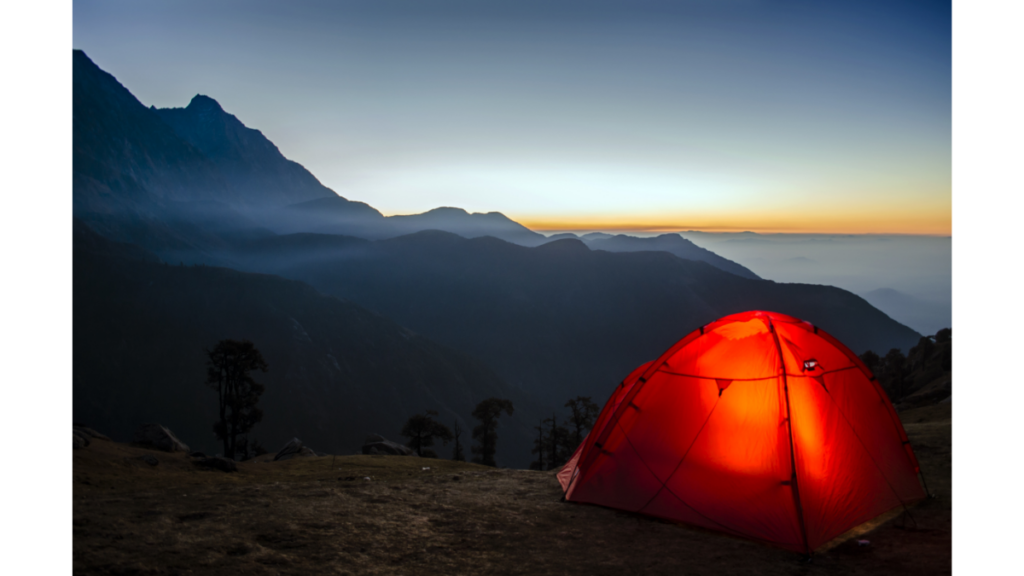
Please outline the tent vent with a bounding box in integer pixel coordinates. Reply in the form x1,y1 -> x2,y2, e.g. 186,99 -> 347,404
803,359 -> 820,372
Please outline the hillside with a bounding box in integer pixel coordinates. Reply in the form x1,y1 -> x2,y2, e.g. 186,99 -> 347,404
230,232 -> 922,405
72,402 -> 950,575
73,221 -> 542,468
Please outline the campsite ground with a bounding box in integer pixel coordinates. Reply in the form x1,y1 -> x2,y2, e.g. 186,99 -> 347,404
73,402 -> 950,575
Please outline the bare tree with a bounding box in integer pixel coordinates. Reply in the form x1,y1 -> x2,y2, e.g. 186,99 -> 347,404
564,396 -> 600,446
452,419 -> 466,462
530,419 -> 546,470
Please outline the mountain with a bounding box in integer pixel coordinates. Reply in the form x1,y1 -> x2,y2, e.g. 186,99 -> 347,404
228,231 -> 922,406
73,50 -> 258,258
579,233 -> 759,280
155,95 -> 336,209
270,202 -> 549,247
860,288 -> 951,336
73,220 -> 543,468
385,207 -> 548,246
74,50 -> 759,279
272,196 -> 386,238
73,50 -> 366,264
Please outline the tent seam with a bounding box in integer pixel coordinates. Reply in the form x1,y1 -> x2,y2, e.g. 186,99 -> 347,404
633,394 -> 722,512
615,420 -> 741,537
818,380 -> 915,511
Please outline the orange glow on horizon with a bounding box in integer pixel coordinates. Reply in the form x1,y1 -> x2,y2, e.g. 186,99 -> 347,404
515,210 -> 952,236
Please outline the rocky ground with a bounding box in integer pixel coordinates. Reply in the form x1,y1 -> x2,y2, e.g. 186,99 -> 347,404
73,402 -> 950,575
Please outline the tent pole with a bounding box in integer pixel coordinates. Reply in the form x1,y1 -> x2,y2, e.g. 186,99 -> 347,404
769,318 -> 812,556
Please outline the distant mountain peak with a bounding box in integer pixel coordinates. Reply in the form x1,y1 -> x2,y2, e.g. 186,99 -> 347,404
186,94 -> 225,113
534,238 -> 590,254
423,207 -> 470,216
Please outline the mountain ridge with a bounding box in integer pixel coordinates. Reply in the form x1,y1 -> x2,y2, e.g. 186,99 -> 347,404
73,49 -> 759,279
228,230 -> 922,405
73,219 -> 543,467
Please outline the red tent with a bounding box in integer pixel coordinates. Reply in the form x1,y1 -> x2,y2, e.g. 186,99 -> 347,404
558,310 -> 926,554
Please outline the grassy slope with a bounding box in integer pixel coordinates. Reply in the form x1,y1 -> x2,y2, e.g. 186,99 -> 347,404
73,403 -> 950,576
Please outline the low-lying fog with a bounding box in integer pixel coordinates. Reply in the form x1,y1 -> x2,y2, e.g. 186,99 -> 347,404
677,232 -> 951,336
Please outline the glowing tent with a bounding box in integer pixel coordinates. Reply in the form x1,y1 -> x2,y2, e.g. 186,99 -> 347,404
558,311 -> 927,554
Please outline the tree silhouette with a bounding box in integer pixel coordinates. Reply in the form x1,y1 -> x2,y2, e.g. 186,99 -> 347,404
471,398 -> 514,467
543,413 -> 573,470
452,420 -> 465,462
859,350 -> 881,375
530,419 -> 546,471
564,396 -> 599,447
205,339 -> 268,460
401,410 -> 454,458
883,348 -> 908,400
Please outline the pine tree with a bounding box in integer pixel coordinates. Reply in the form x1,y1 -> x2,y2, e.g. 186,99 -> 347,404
564,396 -> 599,446
205,339 -> 268,460
471,398 -> 514,467
401,410 -> 454,458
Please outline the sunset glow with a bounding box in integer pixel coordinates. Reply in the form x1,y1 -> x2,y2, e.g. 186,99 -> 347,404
74,0 -> 951,237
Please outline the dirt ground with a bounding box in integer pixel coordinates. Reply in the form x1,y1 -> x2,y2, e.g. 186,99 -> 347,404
73,402 -> 950,575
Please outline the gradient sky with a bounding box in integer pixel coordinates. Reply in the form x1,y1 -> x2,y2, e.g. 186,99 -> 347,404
73,0 -> 951,234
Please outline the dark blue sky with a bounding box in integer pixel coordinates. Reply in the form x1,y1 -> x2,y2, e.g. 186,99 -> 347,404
74,0 -> 951,233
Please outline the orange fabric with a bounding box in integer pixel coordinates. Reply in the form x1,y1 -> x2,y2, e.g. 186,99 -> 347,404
559,310 -> 925,554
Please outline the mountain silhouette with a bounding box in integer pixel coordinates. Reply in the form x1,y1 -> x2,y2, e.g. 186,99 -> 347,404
229,231 -> 922,405
155,95 -> 337,209
74,220 -> 542,467
74,50 -> 760,278
574,233 -> 759,280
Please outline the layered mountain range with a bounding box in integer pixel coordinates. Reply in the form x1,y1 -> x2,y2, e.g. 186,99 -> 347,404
72,50 -> 922,467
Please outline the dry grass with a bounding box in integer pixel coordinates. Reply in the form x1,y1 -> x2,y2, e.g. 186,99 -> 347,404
74,406 -> 951,575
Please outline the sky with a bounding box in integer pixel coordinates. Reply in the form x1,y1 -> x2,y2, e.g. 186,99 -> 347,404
73,0 -> 951,234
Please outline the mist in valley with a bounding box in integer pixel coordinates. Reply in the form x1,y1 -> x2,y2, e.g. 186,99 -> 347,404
677,232 -> 951,335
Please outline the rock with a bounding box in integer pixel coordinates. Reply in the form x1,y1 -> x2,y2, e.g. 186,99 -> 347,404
196,457 -> 237,472
73,429 -> 91,448
133,423 -> 190,453
73,426 -> 111,441
189,451 -> 207,459
139,454 -> 159,466
273,438 -> 318,461
361,434 -> 414,456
